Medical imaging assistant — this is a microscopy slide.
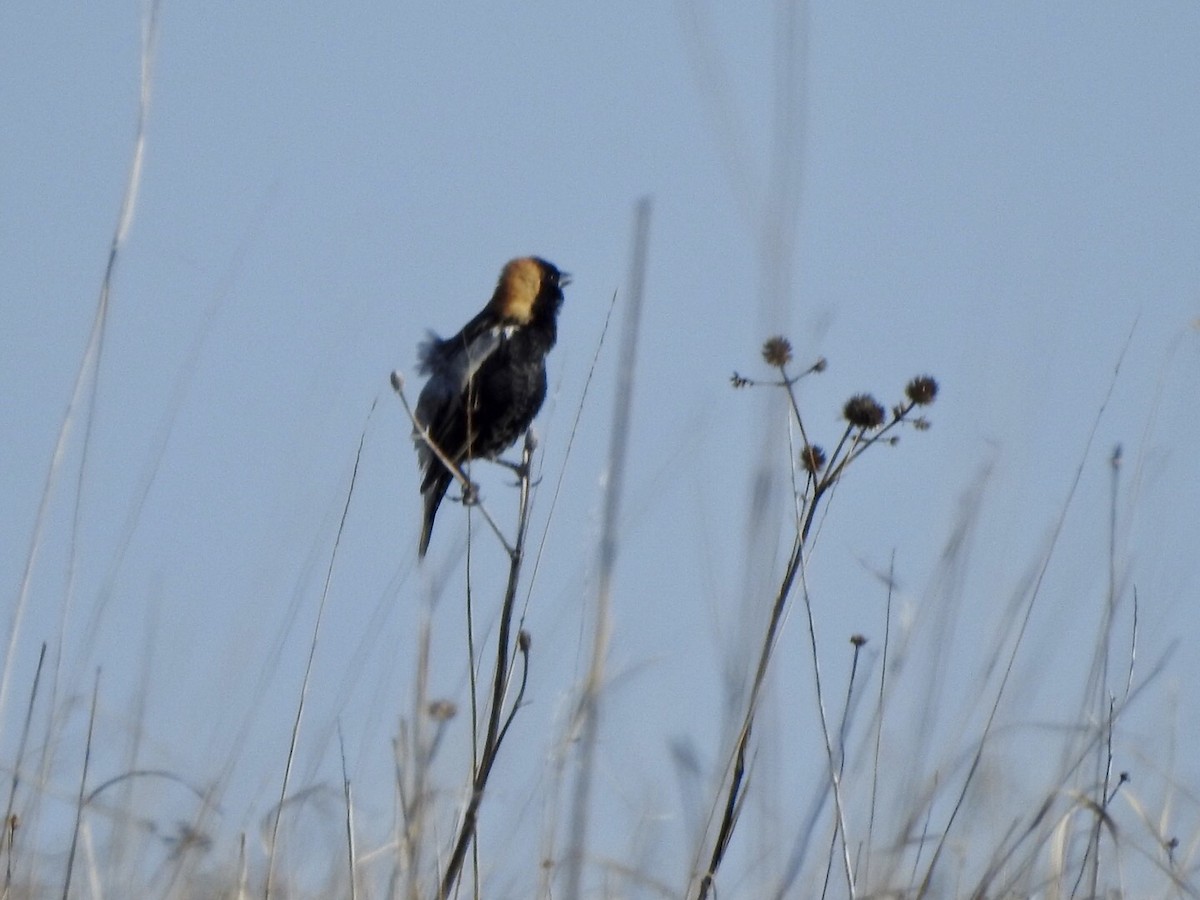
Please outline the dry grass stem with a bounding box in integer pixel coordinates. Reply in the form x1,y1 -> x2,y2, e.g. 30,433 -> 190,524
562,196 -> 652,898
265,415 -> 370,898
439,432 -> 537,898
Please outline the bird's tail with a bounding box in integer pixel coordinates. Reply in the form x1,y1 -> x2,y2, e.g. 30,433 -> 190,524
418,470 -> 452,558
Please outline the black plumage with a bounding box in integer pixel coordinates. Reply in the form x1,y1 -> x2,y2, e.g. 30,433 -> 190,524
413,257 -> 569,556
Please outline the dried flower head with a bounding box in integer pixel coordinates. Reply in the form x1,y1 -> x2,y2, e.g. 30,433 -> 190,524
843,394 -> 886,429
850,634 -> 867,647
518,629 -> 532,652
905,375 -> 938,406
761,336 -> 793,368
800,444 -> 826,474
812,357 -> 828,373
428,700 -> 457,721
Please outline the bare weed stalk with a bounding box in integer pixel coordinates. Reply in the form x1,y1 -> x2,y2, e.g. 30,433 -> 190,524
694,344 -> 936,899
438,432 -> 537,899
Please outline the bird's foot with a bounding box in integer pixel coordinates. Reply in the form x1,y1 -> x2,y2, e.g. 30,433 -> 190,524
493,457 -> 528,477
455,480 -> 482,507
493,456 -> 542,487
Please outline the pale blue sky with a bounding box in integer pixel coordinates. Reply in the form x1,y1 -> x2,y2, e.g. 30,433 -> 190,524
3,2 -> 1198,895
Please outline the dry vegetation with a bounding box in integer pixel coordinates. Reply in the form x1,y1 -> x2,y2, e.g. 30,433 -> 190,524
6,310 -> 1196,898
4,7 -> 1197,899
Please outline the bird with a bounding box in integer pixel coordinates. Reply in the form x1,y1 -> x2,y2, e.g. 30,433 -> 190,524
412,256 -> 569,557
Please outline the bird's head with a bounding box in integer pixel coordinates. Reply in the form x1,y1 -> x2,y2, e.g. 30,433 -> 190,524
491,257 -> 570,325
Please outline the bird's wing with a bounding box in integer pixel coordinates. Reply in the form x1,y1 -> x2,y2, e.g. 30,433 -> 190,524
416,304 -> 508,381
413,309 -> 509,480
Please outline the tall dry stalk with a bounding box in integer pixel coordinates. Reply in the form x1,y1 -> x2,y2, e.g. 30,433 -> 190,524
692,349 -> 937,899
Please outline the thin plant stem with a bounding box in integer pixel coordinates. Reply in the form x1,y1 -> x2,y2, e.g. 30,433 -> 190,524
696,364 -> 930,899
917,327 -> 1135,898
821,638 -> 866,900
265,417 -> 368,898
863,553 -> 896,891
62,670 -> 100,900
562,196 -> 652,898
400,616 -> 432,900
2,643 -> 46,893
2,0 -> 160,809
797,560 -> 857,899
392,374 -> 513,557
521,286 -> 620,611
439,434 -> 537,899
465,493 -> 482,900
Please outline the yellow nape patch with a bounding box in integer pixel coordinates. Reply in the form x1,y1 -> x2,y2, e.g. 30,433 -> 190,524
491,257 -> 543,324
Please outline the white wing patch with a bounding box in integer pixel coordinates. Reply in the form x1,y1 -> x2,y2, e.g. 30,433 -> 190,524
416,326 -> 504,396
412,325 -> 508,466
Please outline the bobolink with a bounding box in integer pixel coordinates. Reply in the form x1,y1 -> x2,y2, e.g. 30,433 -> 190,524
413,256 -> 569,557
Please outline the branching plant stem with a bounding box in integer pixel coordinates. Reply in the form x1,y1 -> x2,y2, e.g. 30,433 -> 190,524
695,359 -> 928,900
439,432 -> 537,899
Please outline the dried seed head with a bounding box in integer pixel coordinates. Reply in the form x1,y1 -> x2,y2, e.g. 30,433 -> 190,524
518,629 -> 532,652
801,444 -> 826,473
428,700 -> 457,721
761,336 -> 793,368
812,357 -> 828,373
843,394 -> 886,429
905,375 -> 938,406
850,634 -> 867,647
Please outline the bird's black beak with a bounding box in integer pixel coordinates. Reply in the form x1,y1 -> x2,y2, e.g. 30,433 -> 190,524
559,271 -> 572,288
